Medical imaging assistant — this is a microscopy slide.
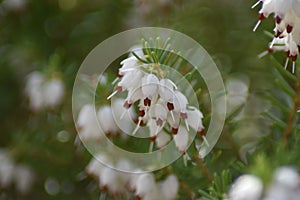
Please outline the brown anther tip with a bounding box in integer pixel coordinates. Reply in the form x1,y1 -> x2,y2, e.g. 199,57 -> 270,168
198,129 -> 206,137
138,109 -> 145,117
167,102 -> 174,111
116,86 -> 122,93
133,118 -> 139,124
123,101 -> 132,109
172,127 -> 178,135
258,13 -> 265,20
285,50 -> 290,58
150,136 -> 156,142
135,195 -> 142,200
156,118 -> 163,126
181,151 -> 186,155
275,31 -> 282,38
275,16 -> 282,24
100,185 -> 108,192
139,120 -> 145,126
287,25 -> 293,33
105,132 -> 112,138
180,112 -> 188,119
267,47 -> 274,53
117,72 -> 123,78
291,54 -> 298,61
144,97 -> 151,107
298,45 -> 300,53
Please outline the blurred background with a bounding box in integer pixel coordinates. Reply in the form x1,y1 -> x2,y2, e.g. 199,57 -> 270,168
1,0 -> 297,199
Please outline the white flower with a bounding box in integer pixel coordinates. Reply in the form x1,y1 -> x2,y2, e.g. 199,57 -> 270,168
155,130 -> 171,149
228,174 -> 263,200
107,47 -> 205,154
173,125 -> 189,154
98,106 -> 119,136
100,167 -> 125,195
42,78 -> 64,108
111,98 -> 136,134
25,72 -> 45,111
85,154 -> 109,177
264,166 -> 300,200
253,0 -> 300,73
14,165 -> 35,194
135,173 -> 158,199
25,71 -> 64,111
77,104 -> 103,141
160,175 -> 179,200
141,74 -> 159,105
0,150 -> 14,187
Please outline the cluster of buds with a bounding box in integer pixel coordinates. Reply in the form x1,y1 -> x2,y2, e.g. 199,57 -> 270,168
107,41 -> 207,153
85,154 -> 179,200
252,0 -> 300,73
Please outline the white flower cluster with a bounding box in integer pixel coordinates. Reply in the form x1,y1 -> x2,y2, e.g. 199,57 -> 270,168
86,154 -> 179,200
25,71 -> 65,111
76,98 -> 135,142
253,0 -> 300,72
226,166 -> 300,200
0,149 -> 35,194
107,50 -> 206,153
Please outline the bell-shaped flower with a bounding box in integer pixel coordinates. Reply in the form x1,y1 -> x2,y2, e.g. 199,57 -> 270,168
160,175 -> 179,200
135,173 -> 157,199
77,104 -> 103,141
100,167 -> 124,194
42,78 -> 65,108
173,125 -> 189,154
228,174 -> 263,200
98,106 -> 119,136
119,56 -> 140,76
166,110 -> 181,135
155,130 -> 171,149
0,150 -> 15,187
141,74 -> 159,107
173,91 -> 189,131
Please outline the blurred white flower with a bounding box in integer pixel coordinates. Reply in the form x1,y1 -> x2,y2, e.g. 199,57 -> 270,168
84,153 -> 179,199
0,149 -> 35,194
42,78 -> 64,108
25,72 -> 45,111
97,106 -> 119,136
228,174 -> 263,200
14,165 -> 35,194
25,71 -> 65,111
2,0 -> 27,11
264,166 -> 300,200
135,173 -> 158,199
155,130 -> 171,149
160,175 -> 179,200
76,104 -> 103,142
0,150 -> 15,187
85,154 -> 109,177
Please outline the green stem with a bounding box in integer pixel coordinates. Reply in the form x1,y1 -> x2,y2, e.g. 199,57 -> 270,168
282,71 -> 300,145
194,153 -> 213,183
